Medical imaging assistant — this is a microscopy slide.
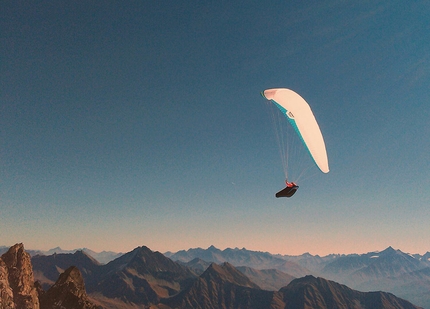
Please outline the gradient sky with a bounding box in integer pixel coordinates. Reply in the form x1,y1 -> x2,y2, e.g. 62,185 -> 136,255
1,1 -> 429,256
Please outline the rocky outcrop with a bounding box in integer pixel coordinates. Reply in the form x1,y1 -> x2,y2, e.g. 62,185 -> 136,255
1,243 -> 39,309
0,258 -> 15,309
1,244 -> 97,309
39,266 -> 97,309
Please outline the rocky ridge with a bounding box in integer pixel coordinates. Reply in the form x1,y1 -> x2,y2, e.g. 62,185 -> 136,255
0,243 -> 39,309
0,244 -> 96,309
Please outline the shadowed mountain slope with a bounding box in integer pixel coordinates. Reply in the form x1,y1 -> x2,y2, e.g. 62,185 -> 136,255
32,250 -> 100,290
280,275 -> 422,309
91,246 -> 197,306
38,266 -> 97,309
164,262 -> 284,309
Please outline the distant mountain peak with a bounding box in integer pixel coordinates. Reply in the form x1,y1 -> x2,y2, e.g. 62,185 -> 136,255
73,250 -> 100,264
132,245 -> 152,253
56,266 -> 85,290
202,262 -> 260,289
381,246 -> 396,254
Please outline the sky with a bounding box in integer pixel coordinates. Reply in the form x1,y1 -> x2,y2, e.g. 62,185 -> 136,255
1,1 -> 429,256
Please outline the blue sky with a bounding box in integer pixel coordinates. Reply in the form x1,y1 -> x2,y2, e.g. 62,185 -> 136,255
1,1 -> 429,255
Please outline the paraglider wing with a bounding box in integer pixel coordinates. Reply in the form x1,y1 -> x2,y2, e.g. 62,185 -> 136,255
263,88 -> 329,173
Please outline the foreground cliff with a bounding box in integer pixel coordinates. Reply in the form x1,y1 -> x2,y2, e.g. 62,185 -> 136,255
0,244 -> 97,309
0,243 -> 39,309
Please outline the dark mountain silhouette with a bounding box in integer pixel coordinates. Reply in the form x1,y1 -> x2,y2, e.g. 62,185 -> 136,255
178,258 -> 296,291
104,245 -> 195,281
164,264 -> 422,309
164,262 -> 283,309
32,250 -> 100,290
280,275 -> 422,309
89,246 -> 197,307
38,266 -> 97,309
236,267 -> 295,291
202,262 -> 261,289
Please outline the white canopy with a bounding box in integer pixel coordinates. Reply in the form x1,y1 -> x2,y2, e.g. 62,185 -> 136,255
263,88 -> 329,173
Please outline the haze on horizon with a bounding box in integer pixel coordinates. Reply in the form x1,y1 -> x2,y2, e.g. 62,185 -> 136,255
1,1 -> 429,257
3,243 -> 427,260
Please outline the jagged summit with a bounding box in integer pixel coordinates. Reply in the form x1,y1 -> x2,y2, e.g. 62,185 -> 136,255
1,243 -> 40,309
121,245 -> 196,278
93,244 -> 197,306
207,245 -> 218,251
56,266 -> 85,290
39,266 -> 97,309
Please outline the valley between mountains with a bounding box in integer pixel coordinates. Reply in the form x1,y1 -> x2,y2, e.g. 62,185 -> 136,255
1,243 -> 429,309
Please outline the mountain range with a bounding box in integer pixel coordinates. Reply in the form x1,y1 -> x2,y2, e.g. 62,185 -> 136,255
166,245 -> 430,308
2,243 -> 429,308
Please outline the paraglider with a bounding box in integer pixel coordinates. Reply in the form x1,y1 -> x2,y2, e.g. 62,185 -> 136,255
262,88 -> 329,198
275,181 -> 299,198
